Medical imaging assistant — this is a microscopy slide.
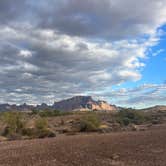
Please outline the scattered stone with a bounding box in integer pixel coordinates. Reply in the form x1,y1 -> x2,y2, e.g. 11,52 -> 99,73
110,154 -> 120,160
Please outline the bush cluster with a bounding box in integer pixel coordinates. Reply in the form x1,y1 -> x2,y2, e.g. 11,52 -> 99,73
2,112 -> 25,138
115,109 -> 145,126
1,112 -> 55,140
32,109 -> 71,117
39,110 -> 61,117
21,117 -> 55,139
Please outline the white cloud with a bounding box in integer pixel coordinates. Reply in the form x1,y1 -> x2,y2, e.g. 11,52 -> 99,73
18,50 -> 32,58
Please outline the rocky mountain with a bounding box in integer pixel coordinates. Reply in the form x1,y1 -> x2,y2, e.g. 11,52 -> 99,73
53,96 -> 117,112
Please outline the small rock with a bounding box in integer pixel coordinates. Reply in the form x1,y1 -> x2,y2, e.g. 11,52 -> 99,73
110,154 -> 120,160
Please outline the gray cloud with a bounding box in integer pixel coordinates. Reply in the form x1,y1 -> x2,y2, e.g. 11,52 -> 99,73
0,25 -> 150,104
0,0 -> 165,105
35,0 -> 166,39
0,0 -> 29,24
1,0 -> 166,39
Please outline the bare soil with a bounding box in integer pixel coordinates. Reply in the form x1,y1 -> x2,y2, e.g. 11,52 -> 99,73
0,124 -> 166,166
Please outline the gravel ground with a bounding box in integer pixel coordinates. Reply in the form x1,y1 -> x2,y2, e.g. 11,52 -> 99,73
0,124 -> 166,166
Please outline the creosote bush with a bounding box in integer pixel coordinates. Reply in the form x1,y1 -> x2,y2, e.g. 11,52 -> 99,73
35,117 -> 48,130
79,114 -> 101,132
34,117 -> 55,138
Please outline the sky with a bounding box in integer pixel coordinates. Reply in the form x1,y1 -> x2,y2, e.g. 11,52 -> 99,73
0,0 -> 166,108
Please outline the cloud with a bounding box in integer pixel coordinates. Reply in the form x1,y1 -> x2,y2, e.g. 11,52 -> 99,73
152,49 -> 164,56
0,0 -> 29,24
0,25 -> 160,104
0,0 -> 165,105
93,83 -> 166,108
18,50 -> 33,58
34,0 -> 166,39
1,0 -> 166,39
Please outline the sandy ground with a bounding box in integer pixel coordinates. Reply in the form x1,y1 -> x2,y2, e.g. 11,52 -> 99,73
0,124 -> 166,166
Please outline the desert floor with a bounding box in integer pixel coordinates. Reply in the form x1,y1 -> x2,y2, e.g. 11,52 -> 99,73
0,124 -> 166,166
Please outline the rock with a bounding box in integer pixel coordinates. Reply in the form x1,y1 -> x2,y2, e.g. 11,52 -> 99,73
110,154 -> 120,160
99,124 -> 113,133
56,127 -> 72,134
0,136 -> 7,142
130,124 -> 148,131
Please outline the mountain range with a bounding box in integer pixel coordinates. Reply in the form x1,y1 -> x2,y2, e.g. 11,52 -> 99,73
0,96 -> 165,112
0,96 -> 117,112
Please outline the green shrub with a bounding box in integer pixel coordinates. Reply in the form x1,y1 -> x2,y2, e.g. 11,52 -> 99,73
35,117 -> 48,130
34,117 -> 55,138
115,109 -> 145,126
79,114 -> 100,132
39,110 -> 61,117
22,118 -> 55,139
31,109 -> 39,115
31,109 -> 72,117
36,129 -> 56,138
22,128 -> 35,137
22,127 -> 55,139
2,112 -> 25,137
1,112 -> 56,140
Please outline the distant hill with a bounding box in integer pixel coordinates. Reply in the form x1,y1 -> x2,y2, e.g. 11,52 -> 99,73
142,105 -> 166,112
0,103 -> 34,112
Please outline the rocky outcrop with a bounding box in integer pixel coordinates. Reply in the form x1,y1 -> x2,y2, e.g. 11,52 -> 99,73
88,100 -> 117,112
